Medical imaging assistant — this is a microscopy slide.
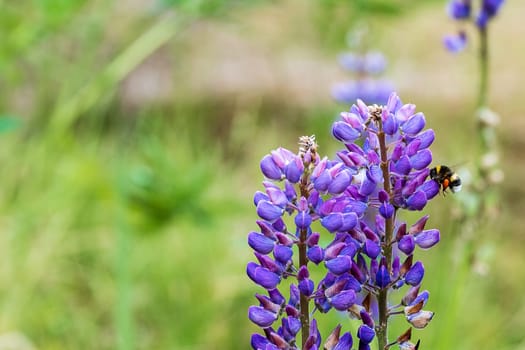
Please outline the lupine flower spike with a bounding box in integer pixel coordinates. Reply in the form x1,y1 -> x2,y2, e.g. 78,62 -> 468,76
248,93 -> 444,349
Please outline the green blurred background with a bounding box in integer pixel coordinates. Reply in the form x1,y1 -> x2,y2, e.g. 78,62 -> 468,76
1,0 -> 524,349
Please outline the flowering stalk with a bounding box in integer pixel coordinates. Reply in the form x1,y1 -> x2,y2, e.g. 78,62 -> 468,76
376,108 -> 394,350
478,24 -> 488,108
444,0 -> 506,215
332,26 -> 394,106
248,93 -> 442,350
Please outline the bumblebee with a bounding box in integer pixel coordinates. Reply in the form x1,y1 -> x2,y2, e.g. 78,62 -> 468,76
429,165 -> 462,194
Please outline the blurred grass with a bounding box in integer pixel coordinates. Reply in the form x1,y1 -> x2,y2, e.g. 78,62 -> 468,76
0,0 -> 524,349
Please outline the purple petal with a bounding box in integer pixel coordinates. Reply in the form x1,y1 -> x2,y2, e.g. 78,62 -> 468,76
333,332 -> 353,350
379,202 -> 394,219
406,190 -> 427,210
395,104 -> 416,122
257,200 -> 284,221
251,334 -> 269,349
358,176 -> 376,196
398,235 -> 415,255
313,170 -> 331,192
410,149 -> 432,170
414,229 -> 440,249
332,82 -> 359,104
248,232 -> 275,254
383,112 -> 398,135
412,290 -> 430,307
357,324 -> 375,344
386,92 -> 401,113
419,180 -> 440,200
324,242 -> 346,260
447,0 -> 471,19
340,212 -> 358,231
405,261 -> 425,286
273,245 -> 293,264
340,111 -> 364,129
260,155 -> 283,180
266,187 -> 288,207
443,32 -> 467,53
284,158 -> 303,183
395,155 -> 412,175
284,316 -> 301,336
295,211 -> 312,229
307,246 -> 324,264
248,306 -> 277,328
375,264 -> 390,288
332,121 -> 361,143
329,290 -> 356,311
417,129 -> 435,149
247,262 -> 281,289
299,279 -> 315,297
364,239 -> 381,259
325,255 -> 352,275
338,52 -> 364,72
364,51 -> 387,75
254,191 -> 269,206
328,170 -> 352,195
402,112 -> 426,135
321,213 -> 343,232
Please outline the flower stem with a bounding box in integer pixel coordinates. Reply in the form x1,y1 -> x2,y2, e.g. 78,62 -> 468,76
298,168 -> 311,347
478,26 -> 488,109
298,228 -> 310,347
376,114 -> 394,350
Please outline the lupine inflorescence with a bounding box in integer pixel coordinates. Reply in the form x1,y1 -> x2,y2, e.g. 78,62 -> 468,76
444,0 -> 505,52
247,93 -> 442,350
332,50 -> 394,106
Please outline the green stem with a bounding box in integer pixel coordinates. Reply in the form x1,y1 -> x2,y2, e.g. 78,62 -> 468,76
478,26 -> 489,109
376,114 -> 394,350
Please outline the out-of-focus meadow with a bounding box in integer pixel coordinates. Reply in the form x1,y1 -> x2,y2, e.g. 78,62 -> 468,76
1,1 -> 525,349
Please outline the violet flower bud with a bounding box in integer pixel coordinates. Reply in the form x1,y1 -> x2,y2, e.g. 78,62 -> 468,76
444,31 -> 467,53
448,0 -> 471,19
307,246 -> 324,265
375,263 -> 390,288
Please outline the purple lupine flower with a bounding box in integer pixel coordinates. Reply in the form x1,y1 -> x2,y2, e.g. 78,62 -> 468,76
333,45 -> 394,105
444,0 -> 505,52
248,95 -> 443,349
444,31 -> 467,53
447,0 -> 471,19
